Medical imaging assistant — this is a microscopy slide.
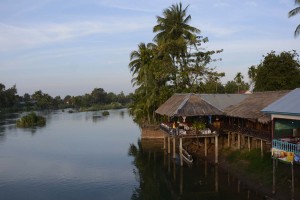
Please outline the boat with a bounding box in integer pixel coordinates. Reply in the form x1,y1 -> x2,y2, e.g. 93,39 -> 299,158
182,147 -> 193,165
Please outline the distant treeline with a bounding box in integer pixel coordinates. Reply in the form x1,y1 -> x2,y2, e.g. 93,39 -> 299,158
0,83 -> 132,112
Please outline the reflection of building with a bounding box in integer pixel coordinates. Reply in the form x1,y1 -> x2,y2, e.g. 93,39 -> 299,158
262,88 -> 300,164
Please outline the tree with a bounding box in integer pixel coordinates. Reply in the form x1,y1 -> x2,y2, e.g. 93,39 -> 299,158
288,0 -> 300,37
224,81 -> 249,94
254,50 -> 300,91
248,65 -> 257,90
0,83 -> 17,108
234,72 -> 244,94
128,3 -> 223,123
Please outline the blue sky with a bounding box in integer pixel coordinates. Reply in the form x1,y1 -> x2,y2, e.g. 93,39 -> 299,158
0,0 -> 299,97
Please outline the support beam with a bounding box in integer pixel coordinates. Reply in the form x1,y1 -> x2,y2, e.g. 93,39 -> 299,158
173,137 -> 176,159
248,136 -> 251,152
272,158 -> 276,194
180,137 -> 183,166
163,136 -> 166,150
227,133 -> 230,148
238,134 -> 241,149
292,163 -> 294,198
260,139 -> 264,158
215,165 -> 219,192
168,137 -> 170,154
204,137 -> 208,157
215,135 -> 218,164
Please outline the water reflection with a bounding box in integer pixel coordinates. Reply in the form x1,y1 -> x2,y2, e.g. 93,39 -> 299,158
128,139 -> 267,200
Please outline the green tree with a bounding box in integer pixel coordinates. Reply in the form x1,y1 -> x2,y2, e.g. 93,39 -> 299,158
0,84 -> 17,108
234,72 -> 244,94
225,80 -> 249,94
128,3 -> 223,123
248,65 -> 257,90
254,50 -> 300,91
288,0 -> 300,37
31,90 -> 54,109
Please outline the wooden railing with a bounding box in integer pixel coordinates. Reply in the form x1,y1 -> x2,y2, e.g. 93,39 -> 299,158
272,139 -> 300,155
215,125 -> 271,141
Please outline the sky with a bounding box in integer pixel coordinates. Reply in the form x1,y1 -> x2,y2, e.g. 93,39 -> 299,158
0,0 -> 299,97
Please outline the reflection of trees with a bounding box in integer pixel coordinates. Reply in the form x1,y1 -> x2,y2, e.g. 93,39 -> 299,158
128,139 -> 172,200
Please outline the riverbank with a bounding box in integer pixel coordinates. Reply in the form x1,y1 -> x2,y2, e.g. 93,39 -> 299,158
189,142 -> 299,200
140,127 -> 299,199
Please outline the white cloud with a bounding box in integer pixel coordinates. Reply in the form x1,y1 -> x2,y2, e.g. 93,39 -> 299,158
0,18 -> 152,52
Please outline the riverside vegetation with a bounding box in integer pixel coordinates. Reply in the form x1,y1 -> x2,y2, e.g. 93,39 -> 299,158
16,112 -> 46,128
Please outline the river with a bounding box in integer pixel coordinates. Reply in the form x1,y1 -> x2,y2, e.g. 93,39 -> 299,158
0,109 -> 294,199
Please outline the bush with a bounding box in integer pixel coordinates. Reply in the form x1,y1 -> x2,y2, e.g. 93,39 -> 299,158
192,121 -> 206,130
102,111 -> 110,116
16,112 -> 46,128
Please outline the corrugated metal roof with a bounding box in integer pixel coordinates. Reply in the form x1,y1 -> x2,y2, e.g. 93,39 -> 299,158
262,88 -> 300,116
198,94 -> 248,111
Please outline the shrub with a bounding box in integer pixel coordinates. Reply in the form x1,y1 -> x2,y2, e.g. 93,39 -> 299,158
16,112 -> 46,128
102,111 -> 110,116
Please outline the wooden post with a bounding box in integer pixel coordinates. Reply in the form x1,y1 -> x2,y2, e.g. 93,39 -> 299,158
168,137 -> 170,154
272,158 -> 276,194
215,135 -> 218,164
173,137 -> 176,158
260,139 -> 264,158
215,164 -> 219,192
248,136 -> 251,152
173,160 -> 176,181
291,163 -> 294,198
180,137 -> 183,166
180,166 -> 183,194
227,133 -> 230,148
163,135 -> 166,150
205,160 -> 208,177
238,134 -> 241,149
204,137 -> 208,157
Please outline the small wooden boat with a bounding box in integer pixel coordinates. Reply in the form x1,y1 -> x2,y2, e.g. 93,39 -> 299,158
182,147 -> 193,164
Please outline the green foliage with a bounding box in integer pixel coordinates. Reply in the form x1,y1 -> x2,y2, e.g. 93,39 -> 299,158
254,50 -> 300,91
192,121 -> 206,130
0,84 -> 17,109
16,112 -> 46,128
288,0 -> 300,37
128,3 -> 223,123
224,80 -> 249,93
102,111 -> 110,116
225,149 -> 273,184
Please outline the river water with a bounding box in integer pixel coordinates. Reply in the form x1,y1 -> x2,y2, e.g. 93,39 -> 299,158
0,109 -> 293,199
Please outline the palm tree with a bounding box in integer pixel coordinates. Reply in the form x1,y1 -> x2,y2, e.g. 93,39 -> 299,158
248,65 -> 257,91
153,3 -> 200,44
234,72 -> 244,94
129,43 -> 157,122
153,3 -> 200,90
288,0 -> 300,37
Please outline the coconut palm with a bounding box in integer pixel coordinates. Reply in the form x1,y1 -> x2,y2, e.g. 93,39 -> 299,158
234,72 -> 244,94
288,0 -> 300,37
153,3 -> 200,44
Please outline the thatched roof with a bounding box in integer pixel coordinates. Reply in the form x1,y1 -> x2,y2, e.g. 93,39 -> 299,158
225,90 -> 290,123
155,93 -> 223,117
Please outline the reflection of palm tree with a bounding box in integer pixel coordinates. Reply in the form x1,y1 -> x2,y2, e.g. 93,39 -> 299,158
288,0 -> 300,37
